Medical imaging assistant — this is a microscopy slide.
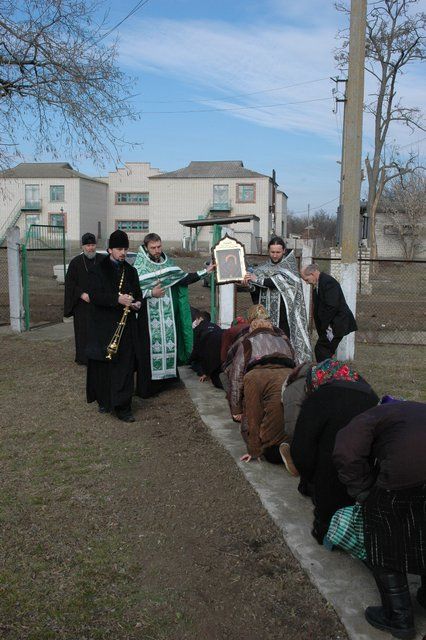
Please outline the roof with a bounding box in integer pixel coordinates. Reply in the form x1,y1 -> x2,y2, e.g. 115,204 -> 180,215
179,214 -> 260,228
150,161 -> 270,180
0,162 -> 104,183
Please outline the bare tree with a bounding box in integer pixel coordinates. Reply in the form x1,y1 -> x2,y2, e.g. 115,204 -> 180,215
0,0 -> 139,169
335,0 -> 426,257
381,170 -> 426,259
287,209 -> 337,244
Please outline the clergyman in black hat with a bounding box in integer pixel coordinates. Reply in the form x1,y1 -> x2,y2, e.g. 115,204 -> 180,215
64,232 -> 101,365
85,230 -> 142,423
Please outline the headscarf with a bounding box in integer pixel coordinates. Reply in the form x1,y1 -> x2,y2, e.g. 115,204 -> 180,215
249,318 -> 273,332
306,358 -> 360,393
247,304 -> 270,323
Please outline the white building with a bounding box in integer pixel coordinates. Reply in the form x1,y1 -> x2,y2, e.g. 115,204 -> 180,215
0,162 -> 107,245
148,160 -> 287,251
100,162 -> 162,244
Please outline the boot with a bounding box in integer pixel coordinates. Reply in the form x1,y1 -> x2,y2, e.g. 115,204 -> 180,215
365,570 -> 416,639
417,575 -> 426,609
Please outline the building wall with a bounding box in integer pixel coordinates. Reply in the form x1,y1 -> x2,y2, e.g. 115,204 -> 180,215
149,176 -> 272,248
375,211 -> 426,259
79,179 -> 108,246
0,177 -> 81,240
104,162 -> 162,246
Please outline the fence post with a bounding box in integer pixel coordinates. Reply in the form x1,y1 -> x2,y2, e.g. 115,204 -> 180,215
301,244 -> 313,321
7,226 -> 24,332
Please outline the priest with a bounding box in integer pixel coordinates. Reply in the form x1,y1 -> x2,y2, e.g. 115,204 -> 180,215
64,232 -> 101,365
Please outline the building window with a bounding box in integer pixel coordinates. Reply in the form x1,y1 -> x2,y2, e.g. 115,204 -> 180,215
49,212 -> 66,229
383,224 -> 397,236
50,185 -> 65,202
236,183 -> 256,203
24,184 -> 40,209
116,192 -> 149,205
25,213 -> 40,230
116,220 -> 149,232
212,184 -> 230,210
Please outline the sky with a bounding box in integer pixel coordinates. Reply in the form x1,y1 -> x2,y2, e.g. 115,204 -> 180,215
26,0 -> 426,217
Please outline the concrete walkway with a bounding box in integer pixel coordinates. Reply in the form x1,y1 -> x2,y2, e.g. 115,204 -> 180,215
3,322 -> 425,639
180,366 -> 426,640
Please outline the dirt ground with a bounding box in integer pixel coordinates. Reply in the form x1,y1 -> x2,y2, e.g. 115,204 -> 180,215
0,333 -> 348,640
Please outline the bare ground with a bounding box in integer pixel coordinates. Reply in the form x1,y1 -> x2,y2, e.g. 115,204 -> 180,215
0,333 -> 348,640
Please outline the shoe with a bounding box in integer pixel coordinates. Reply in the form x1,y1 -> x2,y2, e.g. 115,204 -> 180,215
417,576 -> 426,609
98,405 -> 109,414
117,413 -> 135,423
279,442 -> 299,477
366,570 -> 416,640
365,607 -> 415,639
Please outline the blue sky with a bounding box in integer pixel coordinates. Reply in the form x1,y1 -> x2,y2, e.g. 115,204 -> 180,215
32,0 -> 426,216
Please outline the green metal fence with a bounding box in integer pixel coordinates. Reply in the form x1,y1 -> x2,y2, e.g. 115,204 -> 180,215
22,225 -> 66,330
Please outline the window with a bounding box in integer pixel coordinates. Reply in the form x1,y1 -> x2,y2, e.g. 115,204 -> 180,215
24,184 -> 40,208
26,213 -> 40,230
116,192 -> 149,205
50,185 -> 65,202
236,183 -> 256,203
212,184 -> 230,210
49,213 -> 66,228
384,224 -> 397,236
116,220 -> 149,232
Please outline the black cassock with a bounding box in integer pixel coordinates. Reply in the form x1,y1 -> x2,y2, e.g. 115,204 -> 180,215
64,253 -> 101,364
86,255 -> 142,416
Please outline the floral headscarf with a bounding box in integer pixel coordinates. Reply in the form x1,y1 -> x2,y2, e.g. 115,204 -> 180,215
306,358 -> 360,393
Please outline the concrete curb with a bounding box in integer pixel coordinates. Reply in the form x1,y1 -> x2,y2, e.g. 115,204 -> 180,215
180,366 -> 426,640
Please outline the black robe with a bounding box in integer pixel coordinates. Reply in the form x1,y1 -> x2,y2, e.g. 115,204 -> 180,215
86,255 -> 142,413
250,276 -> 290,337
136,269 -> 201,399
64,252 -> 102,364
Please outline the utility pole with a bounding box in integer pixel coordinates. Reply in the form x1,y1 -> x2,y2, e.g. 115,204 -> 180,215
337,0 -> 367,361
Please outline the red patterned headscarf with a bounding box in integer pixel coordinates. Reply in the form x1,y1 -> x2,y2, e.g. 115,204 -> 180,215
307,358 -> 360,393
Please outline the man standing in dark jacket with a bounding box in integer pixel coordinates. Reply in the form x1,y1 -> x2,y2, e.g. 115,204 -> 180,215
86,230 -> 142,422
301,263 -> 357,362
64,233 -> 101,365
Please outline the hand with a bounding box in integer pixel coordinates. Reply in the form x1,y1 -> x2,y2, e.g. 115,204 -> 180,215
131,301 -> 141,311
240,453 -> 256,463
152,280 -> 165,298
206,262 -> 216,274
118,293 -> 134,307
232,414 -> 242,422
243,273 -> 256,285
80,292 -> 90,303
199,374 -> 208,382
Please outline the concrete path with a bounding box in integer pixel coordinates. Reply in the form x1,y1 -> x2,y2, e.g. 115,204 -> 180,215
180,366 -> 426,640
2,322 -> 425,639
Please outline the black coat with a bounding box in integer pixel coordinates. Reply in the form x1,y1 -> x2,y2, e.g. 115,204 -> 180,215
86,255 -> 142,362
313,272 -> 357,338
333,401 -> 426,496
190,320 -> 223,376
291,380 -> 379,540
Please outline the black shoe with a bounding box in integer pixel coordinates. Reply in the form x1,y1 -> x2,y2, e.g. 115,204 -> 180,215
365,606 -> 415,639
116,413 -> 135,423
98,405 -> 109,414
417,580 -> 426,609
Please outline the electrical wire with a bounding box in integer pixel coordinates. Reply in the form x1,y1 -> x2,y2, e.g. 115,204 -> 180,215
141,96 -> 332,115
292,196 -> 339,215
98,0 -> 152,42
141,76 -> 331,104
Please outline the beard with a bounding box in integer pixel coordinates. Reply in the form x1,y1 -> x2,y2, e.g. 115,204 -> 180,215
83,249 -> 96,259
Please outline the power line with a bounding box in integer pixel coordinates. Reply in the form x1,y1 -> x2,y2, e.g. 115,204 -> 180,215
141,76 -> 330,104
292,196 -> 339,215
98,0 -> 152,42
141,96 -> 332,115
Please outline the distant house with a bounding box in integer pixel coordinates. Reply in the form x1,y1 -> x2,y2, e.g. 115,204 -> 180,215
148,160 -> 287,250
0,162 -> 107,245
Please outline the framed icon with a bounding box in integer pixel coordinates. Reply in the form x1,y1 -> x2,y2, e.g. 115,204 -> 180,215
212,234 -> 246,284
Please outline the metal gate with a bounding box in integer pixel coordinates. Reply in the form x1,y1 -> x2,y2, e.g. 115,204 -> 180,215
21,224 -> 66,330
